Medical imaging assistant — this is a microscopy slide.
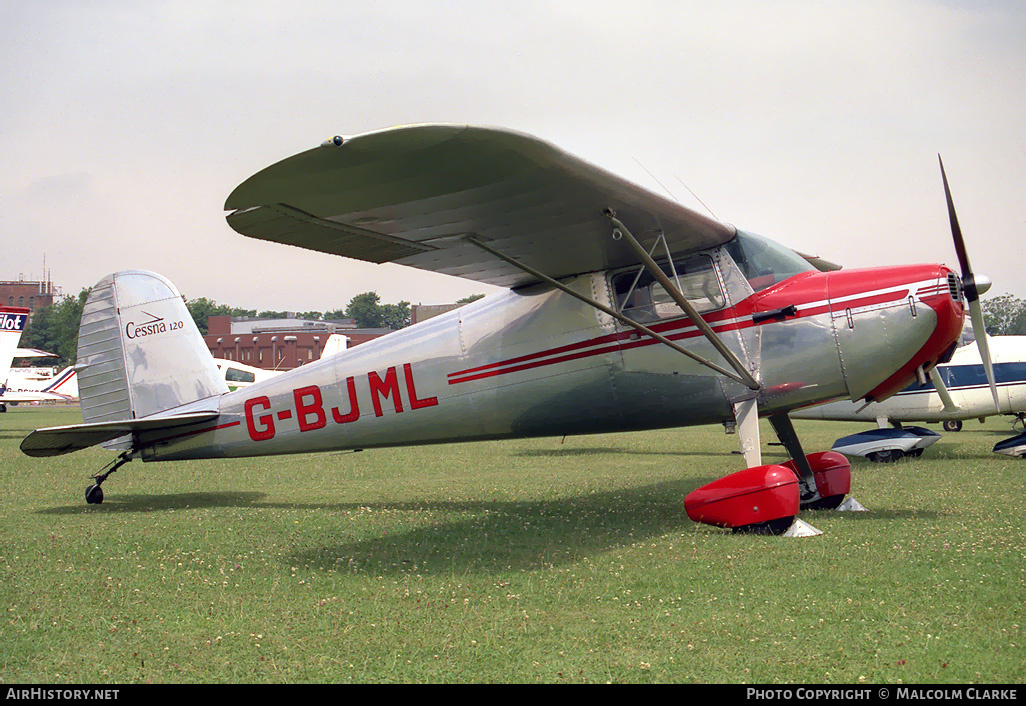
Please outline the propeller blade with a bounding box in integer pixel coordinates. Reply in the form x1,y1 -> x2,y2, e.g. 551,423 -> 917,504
939,155 -> 973,295
938,155 -> 999,409
968,300 -> 1000,410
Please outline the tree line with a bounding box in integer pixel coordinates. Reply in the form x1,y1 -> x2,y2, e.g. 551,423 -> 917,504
980,294 -> 1026,336
19,289 -> 483,368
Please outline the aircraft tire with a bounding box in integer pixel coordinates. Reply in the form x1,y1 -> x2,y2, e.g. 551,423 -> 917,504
867,450 -> 902,463
943,420 -> 963,432
85,484 -> 104,505
731,516 -> 795,536
805,494 -> 846,511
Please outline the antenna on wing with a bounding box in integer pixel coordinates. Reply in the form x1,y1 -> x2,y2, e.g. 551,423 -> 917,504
674,175 -> 719,221
631,157 -> 721,221
633,157 -> 681,204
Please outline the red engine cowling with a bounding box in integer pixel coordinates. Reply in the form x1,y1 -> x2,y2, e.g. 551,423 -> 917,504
685,465 -> 799,530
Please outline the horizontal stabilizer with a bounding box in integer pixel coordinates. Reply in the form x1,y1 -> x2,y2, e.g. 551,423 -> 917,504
20,411 -> 220,458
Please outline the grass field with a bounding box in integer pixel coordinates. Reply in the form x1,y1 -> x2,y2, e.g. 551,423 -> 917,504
1,405 -> 1022,684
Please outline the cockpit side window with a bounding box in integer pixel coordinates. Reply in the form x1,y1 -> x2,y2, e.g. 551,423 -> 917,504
612,253 -> 725,323
722,230 -> 816,292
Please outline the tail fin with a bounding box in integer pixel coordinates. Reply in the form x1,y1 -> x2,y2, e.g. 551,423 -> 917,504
1,306 -> 30,386
320,333 -> 349,359
77,271 -> 228,423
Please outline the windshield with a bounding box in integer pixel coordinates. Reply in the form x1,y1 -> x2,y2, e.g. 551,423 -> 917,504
722,230 -> 816,292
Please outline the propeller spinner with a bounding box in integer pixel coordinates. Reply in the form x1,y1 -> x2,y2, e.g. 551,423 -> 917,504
939,155 -> 999,409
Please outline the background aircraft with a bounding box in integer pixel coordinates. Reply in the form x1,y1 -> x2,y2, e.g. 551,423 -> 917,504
793,335 -> 1026,460
1,307 -> 78,411
1,366 -> 78,410
1,306 -> 30,379
20,125 -> 992,536
213,333 -> 347,390
213,359 -> 281,391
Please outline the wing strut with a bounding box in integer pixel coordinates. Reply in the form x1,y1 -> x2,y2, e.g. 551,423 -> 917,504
603,211 -> 761,391
928,368 -> 960,412
733,395 -> 762,467
464,236 -> 759,386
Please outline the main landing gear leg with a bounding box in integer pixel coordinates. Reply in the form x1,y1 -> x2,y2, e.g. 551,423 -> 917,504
768,413 -> 820,506
85,452 -> 132,505
769,413 -> 854,512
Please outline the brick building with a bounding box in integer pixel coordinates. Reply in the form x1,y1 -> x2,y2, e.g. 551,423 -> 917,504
202,300 -> 477,372
203,316 -> 392,371
1,277 -> 56,312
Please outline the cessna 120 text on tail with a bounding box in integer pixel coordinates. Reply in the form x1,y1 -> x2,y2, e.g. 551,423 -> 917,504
20,125 -> 995,535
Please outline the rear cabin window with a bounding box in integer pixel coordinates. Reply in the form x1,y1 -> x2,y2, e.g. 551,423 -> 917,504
225,367 -> 256,384
612,254 -> 725,323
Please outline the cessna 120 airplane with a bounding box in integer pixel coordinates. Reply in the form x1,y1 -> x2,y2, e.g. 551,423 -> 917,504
19,125 -> 997,535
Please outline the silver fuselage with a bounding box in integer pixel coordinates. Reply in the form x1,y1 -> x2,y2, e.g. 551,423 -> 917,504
135,244 -> 960,462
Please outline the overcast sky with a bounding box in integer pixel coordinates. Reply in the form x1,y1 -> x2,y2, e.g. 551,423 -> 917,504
3,1 -> 1024,314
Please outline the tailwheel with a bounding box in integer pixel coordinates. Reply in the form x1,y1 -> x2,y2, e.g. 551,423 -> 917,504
943,420 -> 963,432
84,452 -> 132,505
85,484 -> 104,505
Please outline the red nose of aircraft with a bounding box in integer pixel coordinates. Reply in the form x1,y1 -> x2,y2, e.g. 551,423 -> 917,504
826,263 -> 965,404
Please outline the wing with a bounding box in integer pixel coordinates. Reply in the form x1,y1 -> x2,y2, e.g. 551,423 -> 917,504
224,124 -> 736,287
15,348 -> 59,358
1,390 -> 71,403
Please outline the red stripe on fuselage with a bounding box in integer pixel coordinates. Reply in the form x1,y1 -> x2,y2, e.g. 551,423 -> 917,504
448,266 -> 947,386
